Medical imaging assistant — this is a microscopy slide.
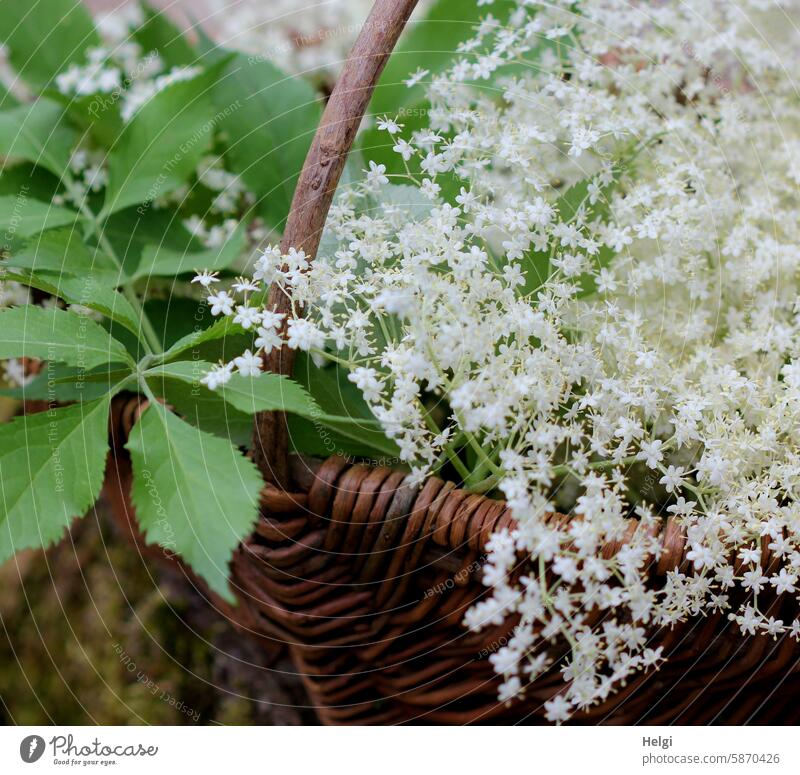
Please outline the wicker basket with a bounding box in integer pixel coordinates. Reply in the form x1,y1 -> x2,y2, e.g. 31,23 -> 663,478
103,0 -> 800,724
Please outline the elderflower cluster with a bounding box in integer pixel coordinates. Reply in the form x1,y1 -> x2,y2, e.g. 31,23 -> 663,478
206,0 -> 800,721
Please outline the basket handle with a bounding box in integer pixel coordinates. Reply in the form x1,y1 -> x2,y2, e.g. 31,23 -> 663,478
253,0 -> 420,485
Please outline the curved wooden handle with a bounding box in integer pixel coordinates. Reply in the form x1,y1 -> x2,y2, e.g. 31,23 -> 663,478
253,0 -> 420,485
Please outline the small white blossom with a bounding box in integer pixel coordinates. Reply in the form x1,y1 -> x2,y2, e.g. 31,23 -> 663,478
233,349 -> 262,377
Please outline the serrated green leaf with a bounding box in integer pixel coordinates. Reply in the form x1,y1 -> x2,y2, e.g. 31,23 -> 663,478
0,196 -> 81,244
146,360 -> 315,414
133,222 -> 245,280
5,228 -> 123,284
157,316 -> 248,363
290,357 -> 399,459
0,0 -> 100,88
0,98 -> 77,177
102,67 -> 221,216
45,88 -> 125,149
154,377 -> 253,447
0,163 -> 61,204
0,305 -> 132,368
2,268 -> 144,341
146,358 -> 399,457
196,41 -> 321,227
292,351 -> 374,421
220,373 -> 318,416
0,363 -> 133,401
102,206 -> 202,277
0,395 -> 111,562
126,402 -> 263,601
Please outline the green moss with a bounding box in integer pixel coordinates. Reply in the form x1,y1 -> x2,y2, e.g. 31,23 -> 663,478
0,503 -> 312,725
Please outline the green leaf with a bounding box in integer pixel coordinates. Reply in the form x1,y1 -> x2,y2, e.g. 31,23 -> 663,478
300,413 -> 399,459
0,163 -> 61,204
197,41 -> 321,227
102,206 -> 203,277
0,98 -> 77,177
153,377 -> 253,447
126,402 -> 263,601
133,2 -> 196,69
285,415 -> 394,461
220,373 -> 319,416
158,316 -> 248,363
133,222 -> 245,280
0,0 -> 100,88
147,359 -> 399,458
0,82 -> 20,109
5,229 -> 122,284
45,88 -> 124,150
292,350 -> 375,422
2,268 -> 144,341
102,67 -> 221,216
289,354 -> 399,457
0,395 -> 111,562
0,196 -> 80,246
0,305 -> 132,369
0,363 -> 132,401
146,360 -> 314,414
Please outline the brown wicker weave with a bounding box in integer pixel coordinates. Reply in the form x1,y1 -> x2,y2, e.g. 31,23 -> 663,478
101,0 -> 800,724
105,395 -> 800,724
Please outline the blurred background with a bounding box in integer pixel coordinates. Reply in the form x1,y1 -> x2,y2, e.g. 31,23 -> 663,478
0,0 -> 384,726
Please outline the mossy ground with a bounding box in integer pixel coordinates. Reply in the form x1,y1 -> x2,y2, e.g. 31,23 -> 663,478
0,501 -> 313,725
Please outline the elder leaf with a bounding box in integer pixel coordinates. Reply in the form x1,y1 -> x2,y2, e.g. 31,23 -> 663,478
133,223 -> 246,280
0,99 -> 77,177
2,269 -> 143,341
6,229 -> 122,283
0,304 -> 132,369
102,66 -> 222,216
0,395 -> 111,562
196,39 -> 321,228
0,0 -> 100,88
0,196 -> 81,245
126,402 -> 263,601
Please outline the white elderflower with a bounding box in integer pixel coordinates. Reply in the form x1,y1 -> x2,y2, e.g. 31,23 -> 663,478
207,290 -> 235,317
233,304 -> 262,330
233,349 -> 263,377
191,270 -> 220,288
200,362 -> 234,390
222,0 -> 800,718
377,116 -> 403,135
365,161 -> 389,188
286,318 -> 324,351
